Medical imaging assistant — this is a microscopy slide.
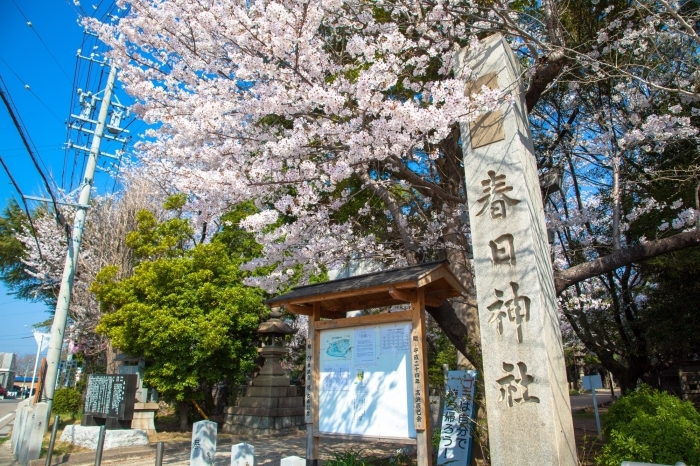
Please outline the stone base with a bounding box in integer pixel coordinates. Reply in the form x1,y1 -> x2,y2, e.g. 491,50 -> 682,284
130,402 -> 159,432
222,414 -> 305,436
60,425 -> 149,450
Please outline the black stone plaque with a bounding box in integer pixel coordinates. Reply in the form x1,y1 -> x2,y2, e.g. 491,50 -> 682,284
81,374 -> 137,429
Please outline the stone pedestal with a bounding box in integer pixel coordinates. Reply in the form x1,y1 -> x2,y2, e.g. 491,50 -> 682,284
223,384 -> 304,435
59,425 -> 149,450
130,402 -> 159,432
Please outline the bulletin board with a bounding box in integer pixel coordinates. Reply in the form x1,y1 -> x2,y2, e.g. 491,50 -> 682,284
318,321 -> 416,439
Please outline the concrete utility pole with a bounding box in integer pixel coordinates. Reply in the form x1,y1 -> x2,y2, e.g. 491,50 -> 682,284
43,64 -> 118,413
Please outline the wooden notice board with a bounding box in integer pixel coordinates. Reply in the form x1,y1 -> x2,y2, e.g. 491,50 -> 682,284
267,260 -> 467,466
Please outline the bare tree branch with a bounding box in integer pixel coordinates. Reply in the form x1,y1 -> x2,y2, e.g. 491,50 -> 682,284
553,230 -> 700,295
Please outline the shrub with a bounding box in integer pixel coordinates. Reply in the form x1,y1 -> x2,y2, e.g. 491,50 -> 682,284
595,386 -> 700,466
52,388 -> 83,418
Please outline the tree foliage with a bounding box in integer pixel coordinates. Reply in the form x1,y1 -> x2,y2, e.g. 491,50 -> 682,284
92,199 -> 267,422
596,386 -> 700,466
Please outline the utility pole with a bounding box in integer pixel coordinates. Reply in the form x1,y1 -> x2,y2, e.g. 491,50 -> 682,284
43,64 -> 118,413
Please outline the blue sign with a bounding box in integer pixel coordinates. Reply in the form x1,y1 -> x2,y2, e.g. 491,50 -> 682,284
437,370 -> 478,465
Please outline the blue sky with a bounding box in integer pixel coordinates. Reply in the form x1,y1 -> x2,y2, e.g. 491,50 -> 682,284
0,0 -> 134,356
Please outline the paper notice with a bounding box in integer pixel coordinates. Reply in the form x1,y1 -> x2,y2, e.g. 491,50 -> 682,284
354,328 -> 376,366
380,325 -> 410,354
322,366 -> 352,391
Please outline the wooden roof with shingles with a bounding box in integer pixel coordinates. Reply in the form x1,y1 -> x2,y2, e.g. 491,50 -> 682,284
267,260 -> 465,318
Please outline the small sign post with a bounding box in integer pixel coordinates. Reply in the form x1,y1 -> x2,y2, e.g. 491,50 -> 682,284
582,374 -> 603,438
437,370 -> 478,465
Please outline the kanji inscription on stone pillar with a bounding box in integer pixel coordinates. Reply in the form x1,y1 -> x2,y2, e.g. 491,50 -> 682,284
455,34 -> 577,466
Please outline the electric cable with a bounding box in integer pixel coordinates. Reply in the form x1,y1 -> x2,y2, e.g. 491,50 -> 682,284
0,154 -> 44,260
0,77 -> 67,231
10,0 -> 72,84
0,57 -> 64,123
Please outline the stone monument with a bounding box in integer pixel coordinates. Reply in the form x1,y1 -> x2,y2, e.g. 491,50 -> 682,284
190,420 -> 217,466
454,34 -> 577,465
231,442 -> 254,466
223,308 -> 304,435
82,374 -> 138,429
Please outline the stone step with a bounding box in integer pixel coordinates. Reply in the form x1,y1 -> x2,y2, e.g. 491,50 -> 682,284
244,386 -> 298,398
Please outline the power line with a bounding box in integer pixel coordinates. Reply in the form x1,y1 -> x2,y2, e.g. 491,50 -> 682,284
0,154 -> 44,260
0,57 -> 64,124
0,76 -> 67,231
10,0 -> 72,84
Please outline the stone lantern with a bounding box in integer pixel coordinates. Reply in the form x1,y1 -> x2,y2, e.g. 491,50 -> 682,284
222,308 -> 305,435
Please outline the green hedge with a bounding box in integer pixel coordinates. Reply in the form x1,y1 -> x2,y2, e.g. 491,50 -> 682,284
595,386 -> 700,466
52,388 -> 83,417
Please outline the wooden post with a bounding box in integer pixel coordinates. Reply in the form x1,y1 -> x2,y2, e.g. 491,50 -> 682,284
305,303 -> 321,466
411,288 -> 432,466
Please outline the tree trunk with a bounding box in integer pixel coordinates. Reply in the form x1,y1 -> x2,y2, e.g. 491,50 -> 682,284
179,400 -> 189,432
610,366 -> 642,394
105,343 -> 120,374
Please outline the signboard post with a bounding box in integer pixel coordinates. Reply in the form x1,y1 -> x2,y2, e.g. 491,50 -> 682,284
582,374 -> 603,438
437,370 -> 478,465
82,374 -> 138,429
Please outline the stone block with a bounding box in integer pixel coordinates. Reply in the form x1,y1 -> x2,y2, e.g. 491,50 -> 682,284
280,456 -> 305,466
130,410 -> 157,431
190,420 -> 217,466
222,414 -> 304,436
238,397 -> 279,409
246,386 -> 290,398
231,442 -> 254,466
277,397 -> 303,408
11,403 -> 30,458
17,404 -> 35,464
24,402 -> 48,463
250,376 -> 290,387
59,425 -> 150,450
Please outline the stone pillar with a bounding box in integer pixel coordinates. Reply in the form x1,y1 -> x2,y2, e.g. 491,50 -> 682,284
130,402 -> 159,433
455,34 -> 577,466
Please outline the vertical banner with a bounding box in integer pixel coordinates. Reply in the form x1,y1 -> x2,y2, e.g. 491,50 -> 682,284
410,330 -> 426,431
304,339 -> 313,423
437,370 -> 478,465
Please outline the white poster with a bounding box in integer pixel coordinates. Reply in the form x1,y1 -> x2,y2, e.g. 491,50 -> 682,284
353,328 -> 376,366
319,323 -> 415,439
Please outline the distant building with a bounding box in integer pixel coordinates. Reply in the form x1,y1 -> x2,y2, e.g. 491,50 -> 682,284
660,363 -> 700,410
0,353 -> 16,388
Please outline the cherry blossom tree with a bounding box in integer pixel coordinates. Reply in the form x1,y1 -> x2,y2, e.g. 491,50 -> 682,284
84,0 -> 700,388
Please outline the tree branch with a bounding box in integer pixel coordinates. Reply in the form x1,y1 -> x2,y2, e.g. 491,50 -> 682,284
525,53 -> 569,113
426,298 -> 480,366
554,230 -> 700,295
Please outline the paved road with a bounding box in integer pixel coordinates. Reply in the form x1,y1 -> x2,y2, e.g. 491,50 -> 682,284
569,389 -> 620,411
0,399 -> 20,438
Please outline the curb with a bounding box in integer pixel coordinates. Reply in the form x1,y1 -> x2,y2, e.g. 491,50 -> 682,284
29,442 -> 193,466
571,399 -> 615,415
